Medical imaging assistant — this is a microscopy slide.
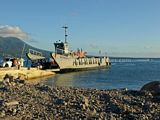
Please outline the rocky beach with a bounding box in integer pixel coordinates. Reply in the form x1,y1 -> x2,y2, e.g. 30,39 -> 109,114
0,76 -> 160,120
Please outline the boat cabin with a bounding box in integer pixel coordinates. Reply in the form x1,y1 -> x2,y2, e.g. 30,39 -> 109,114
54,26 -> 69,55
54,41 -> 69,55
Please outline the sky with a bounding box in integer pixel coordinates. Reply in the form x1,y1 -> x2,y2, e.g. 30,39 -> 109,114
0,0 -> 160,57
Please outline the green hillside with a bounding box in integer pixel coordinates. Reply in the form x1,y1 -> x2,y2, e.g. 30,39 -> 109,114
0,37 -> 51,58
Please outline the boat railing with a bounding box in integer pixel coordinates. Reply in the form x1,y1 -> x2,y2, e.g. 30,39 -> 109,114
29,49 -> 43,57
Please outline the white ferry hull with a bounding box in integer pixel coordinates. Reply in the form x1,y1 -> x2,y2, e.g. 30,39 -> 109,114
51,53 -> 110,72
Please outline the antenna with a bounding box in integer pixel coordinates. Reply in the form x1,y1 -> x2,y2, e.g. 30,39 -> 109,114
62,25 -> 68,43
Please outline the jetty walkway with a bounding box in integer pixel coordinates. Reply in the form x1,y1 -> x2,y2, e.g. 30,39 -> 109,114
0,67 -> 55,80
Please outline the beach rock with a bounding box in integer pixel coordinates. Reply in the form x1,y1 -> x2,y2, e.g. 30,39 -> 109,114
5,101 -> 19,106
3,74 -> 14,82
153,96 -> 160,103
141,81 -> 160,96
54,98 -> 65,105
0,98 -> 4,103
14,79 -> 25,84
18,73 -> 27,80
82,96 -> 89,107
87,108 -> 97,118
99,93 -> 111,102
0,110 -> 6,117
3,78 -> 10,83
2,78 -> 10,86
0,78 -> 160,119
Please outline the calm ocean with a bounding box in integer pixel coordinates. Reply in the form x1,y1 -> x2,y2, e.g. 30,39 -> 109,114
43,61 -> 160,90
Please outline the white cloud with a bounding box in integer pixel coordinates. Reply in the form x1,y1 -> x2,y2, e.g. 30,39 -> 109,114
0,25 -> 29,40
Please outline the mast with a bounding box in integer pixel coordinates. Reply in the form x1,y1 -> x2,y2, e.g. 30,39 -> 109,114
21,43 -> 25,58
62,26 -> 68,43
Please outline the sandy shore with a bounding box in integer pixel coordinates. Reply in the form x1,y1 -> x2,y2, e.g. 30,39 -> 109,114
0,78 -> 160,120
0,67 -> 55,80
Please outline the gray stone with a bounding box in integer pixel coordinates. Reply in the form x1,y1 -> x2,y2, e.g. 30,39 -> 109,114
0,110 -> 5,117
153,96 -> 160,103
54,99 -> 65,105
141,81 -> 160,96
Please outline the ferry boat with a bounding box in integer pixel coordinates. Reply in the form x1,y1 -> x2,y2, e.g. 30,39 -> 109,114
50,26 -> 110,72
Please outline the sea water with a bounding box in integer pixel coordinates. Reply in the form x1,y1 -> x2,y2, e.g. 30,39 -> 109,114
43,61 -> 160,90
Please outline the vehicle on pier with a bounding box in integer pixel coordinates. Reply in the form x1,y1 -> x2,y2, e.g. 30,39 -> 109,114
0,57 -> 13,67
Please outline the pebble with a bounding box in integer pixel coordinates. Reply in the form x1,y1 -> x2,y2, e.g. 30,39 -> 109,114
5,101 -> 19,106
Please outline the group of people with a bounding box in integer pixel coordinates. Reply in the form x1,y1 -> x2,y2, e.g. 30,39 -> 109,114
11,58 -> 24,69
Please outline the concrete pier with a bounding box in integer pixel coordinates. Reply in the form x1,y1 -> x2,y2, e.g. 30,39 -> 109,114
0,67 -> 55,80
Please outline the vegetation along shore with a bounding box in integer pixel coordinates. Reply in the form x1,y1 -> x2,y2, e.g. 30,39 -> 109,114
0,75 -> 160,119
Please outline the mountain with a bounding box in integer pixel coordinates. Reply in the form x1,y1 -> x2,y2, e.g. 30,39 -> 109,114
0,37 -> 51,58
